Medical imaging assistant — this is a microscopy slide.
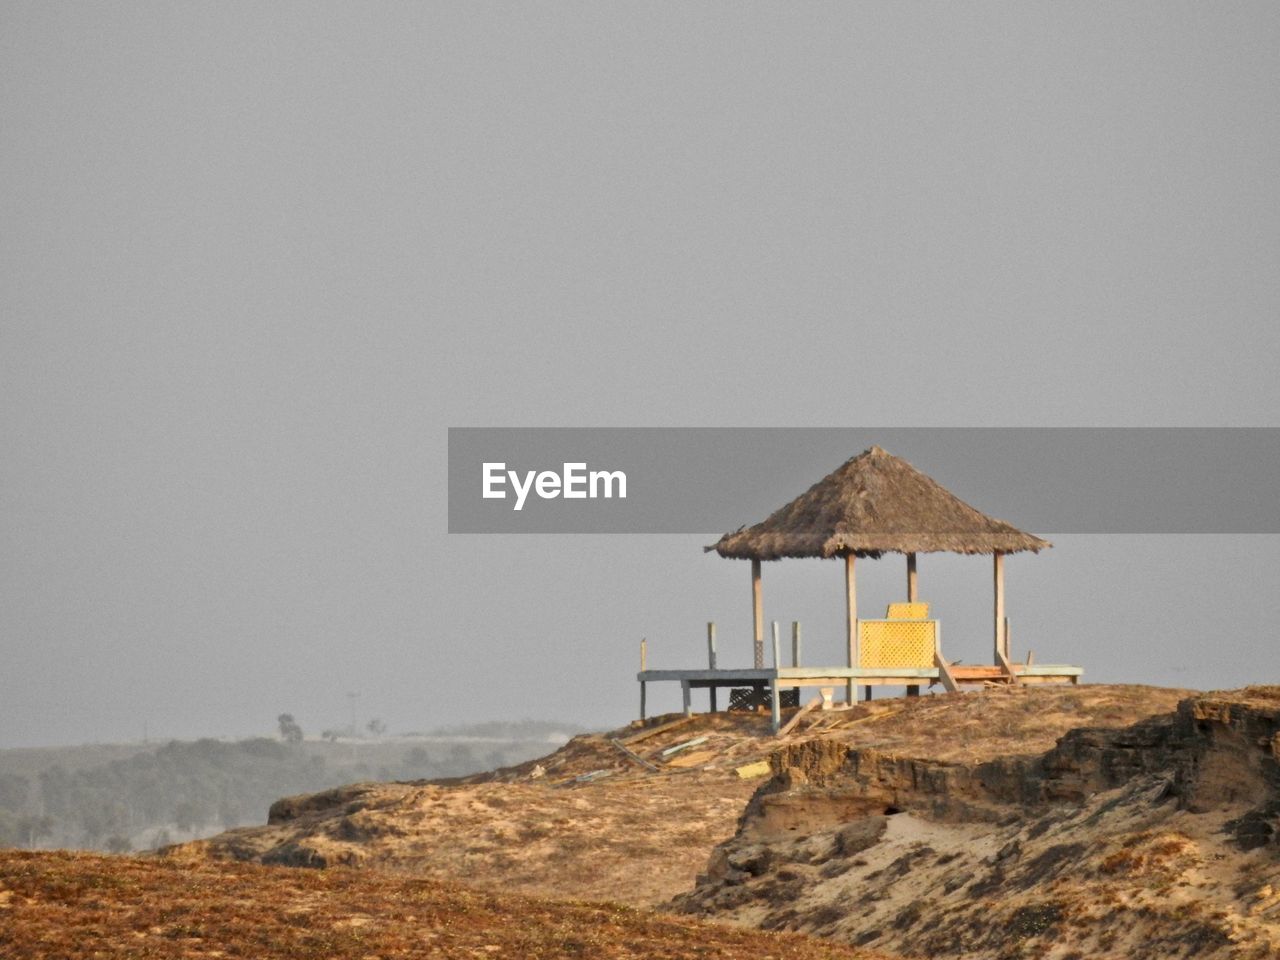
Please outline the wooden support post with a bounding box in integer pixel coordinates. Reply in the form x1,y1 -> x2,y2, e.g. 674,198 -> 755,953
863,686 -> 873,702
844,553 -> 858,703
639,638 -> 647,719
996,648 -> 1021,685
707,622 -> 718,712
792,621 -> 802,667
771,623 -> 782,728
681,680 -> 692,717
777,694 -> 821,738
935,650 -> 960,693
904,555 -> 918,695
993,552 -> 1006,663
751,559 -> 764,669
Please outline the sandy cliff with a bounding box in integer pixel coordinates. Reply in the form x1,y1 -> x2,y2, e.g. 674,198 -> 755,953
674,688 -> 1280,959
170,686 -> 1189,911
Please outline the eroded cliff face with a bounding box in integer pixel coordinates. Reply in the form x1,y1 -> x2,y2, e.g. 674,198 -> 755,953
166,682 -> 1250,952
675,690 -> 1280,960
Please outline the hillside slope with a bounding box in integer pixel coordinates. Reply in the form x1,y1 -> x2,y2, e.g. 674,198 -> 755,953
0,849 -> 889,960
674,687 -> 1280,959
174,685 -> 1188,907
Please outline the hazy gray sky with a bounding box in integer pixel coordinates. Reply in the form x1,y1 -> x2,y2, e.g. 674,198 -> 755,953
3,3 -> 1279,747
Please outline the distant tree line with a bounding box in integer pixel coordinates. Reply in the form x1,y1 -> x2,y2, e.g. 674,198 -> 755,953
0,726 -> 569,853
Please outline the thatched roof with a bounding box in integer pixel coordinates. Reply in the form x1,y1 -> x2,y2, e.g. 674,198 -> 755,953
708,446 -> 1050,561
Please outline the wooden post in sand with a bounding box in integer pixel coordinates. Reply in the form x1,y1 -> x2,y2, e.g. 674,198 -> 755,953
707,622 -> 718,712
993,552 -> 1006,663
906,553 -> 920,696
639,638 -> 647,719
845,553 -> 858,704
770,621 -> 783,733
751,559 -> 764,669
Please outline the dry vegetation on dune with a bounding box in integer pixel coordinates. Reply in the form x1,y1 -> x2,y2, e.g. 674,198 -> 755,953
170,774 -> 761,906
175,684 -> 1191,909
28,683 -> 1261,960
0,849 -> 887,960
817,683 -> 1194,763
675,686 -> 1280,959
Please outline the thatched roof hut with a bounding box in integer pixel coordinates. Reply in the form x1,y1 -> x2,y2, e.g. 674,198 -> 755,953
707,446 -> 1049,677
709,445 -> 1050,560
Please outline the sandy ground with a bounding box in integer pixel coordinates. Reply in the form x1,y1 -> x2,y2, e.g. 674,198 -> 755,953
686,788 -> 1280,959
0,848 -> 895,960
673,687 -> 1280,959
175,684 -> 1191,911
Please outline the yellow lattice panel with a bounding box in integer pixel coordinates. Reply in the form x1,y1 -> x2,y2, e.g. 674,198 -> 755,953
886,602 -> 930,619
859,620 -> 937,669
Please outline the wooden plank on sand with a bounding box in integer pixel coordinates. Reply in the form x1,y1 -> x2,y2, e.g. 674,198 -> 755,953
735,760 -> 772,779
995,648 -> 1021,685
935,651 -> 960,693
665,749 -> 717,769
776,695 -> 822,738
622,714 -> 697,746
659,735 -> 709,757
609,738 -> 660,772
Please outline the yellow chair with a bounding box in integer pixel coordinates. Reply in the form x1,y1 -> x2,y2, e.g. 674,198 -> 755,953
859,602 -> 939,669
886,602 -> 930,620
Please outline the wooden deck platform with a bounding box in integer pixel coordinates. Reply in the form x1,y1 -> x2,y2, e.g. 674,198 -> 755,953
637,662 -> 1083,732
